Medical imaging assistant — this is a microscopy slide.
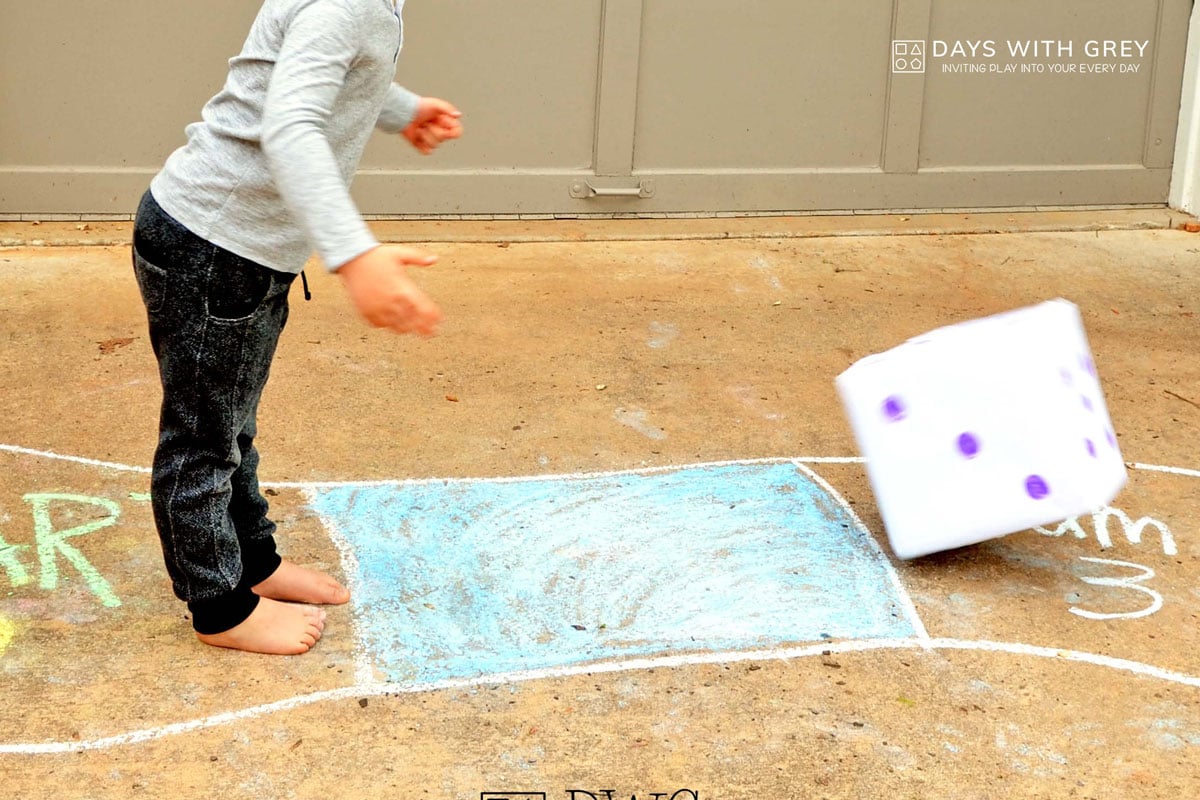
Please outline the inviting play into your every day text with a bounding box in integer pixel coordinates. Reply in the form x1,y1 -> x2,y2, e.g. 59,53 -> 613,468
930,39 -> 1151,74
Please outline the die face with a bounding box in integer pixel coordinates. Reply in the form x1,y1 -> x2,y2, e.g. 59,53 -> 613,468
837,299 -> 1127,559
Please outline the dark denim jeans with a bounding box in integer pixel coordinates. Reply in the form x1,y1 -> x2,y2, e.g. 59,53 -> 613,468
132,190 -> 295,634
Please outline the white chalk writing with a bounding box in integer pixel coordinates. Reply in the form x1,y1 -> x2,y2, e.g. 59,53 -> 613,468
1035,507 -> 1176,556
1069,557 -> 1162,620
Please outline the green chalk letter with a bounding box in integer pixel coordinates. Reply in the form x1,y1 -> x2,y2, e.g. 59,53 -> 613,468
23,493 -> 122,608
0,529 -> 31,588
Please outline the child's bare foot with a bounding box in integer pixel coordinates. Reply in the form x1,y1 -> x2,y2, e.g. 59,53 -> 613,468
196,598 -> 326,655
252,560 -> 351,605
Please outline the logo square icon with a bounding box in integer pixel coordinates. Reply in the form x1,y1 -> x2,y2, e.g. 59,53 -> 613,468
892,40 -> 926,73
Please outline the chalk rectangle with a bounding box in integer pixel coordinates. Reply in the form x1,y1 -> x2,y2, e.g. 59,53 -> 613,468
309,463 -> 918,685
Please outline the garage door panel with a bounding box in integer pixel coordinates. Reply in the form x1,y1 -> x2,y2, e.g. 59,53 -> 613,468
919,72 -> 1155,168
633,0 -> 893,170
345,166 -> 1171,216
0,0 -> 1192,215
918,0 -> 1171,169
361,0 -> 604,172
0,1 -> 257,166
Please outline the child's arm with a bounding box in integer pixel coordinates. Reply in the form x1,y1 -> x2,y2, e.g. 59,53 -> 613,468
338,90 -> 459,337
401,97 -> 463,155
260,2 -> 377,272
377,87 -> 463,156
375,84 -> 422,133
337,245 -> 443,336
260,4 -> 442,335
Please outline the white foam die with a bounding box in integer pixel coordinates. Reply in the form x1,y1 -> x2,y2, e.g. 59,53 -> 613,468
835,299 -> 1127,559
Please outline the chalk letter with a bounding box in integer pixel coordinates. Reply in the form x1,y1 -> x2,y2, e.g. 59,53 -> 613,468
24,493 -> 122,608
1033,518 -> 1088,540
0,530 -> 32,588
1091,507 -> 1177,556
0,615 -> 13,658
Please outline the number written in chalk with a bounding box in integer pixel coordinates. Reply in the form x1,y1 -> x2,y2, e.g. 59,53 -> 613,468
1069,557 -> 1163,621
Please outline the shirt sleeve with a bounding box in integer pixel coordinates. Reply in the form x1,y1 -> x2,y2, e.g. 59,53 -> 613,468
260,0 -> 377,271
376,83 -> 421,133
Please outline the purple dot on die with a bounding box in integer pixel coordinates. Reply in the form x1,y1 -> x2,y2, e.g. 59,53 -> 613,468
957,432 -> 980,458
1085,438 -> 1097,458
1081,395 -> 1094,412
882,395 -> 907,421
1060,368 -> 1074,387
1106,429 -> 1117,448
1025,474 -> 1050,500
1080,355 -> 1096,377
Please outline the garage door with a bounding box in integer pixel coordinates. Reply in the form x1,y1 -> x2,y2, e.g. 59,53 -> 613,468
0,0 -> 1192,216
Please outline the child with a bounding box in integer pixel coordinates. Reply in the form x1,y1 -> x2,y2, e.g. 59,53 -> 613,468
131,0 -> 462,655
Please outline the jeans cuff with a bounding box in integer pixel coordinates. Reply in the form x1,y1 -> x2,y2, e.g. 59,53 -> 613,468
188,589 -> 260,635
236,536 -> 283,591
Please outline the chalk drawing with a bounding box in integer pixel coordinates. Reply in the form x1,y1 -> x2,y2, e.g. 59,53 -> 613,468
306,462 -> 919,686
795,460 -> 929,643
938,724 -> 965,755
646,321 -> 679,349
1142,718 -> 1200,749
612,407 -> 667,440
20,494 -> 121,608
0,615 -> 12,659
1034,506 -> 1177,555
1069,557 -> 1163,621
995,723 -> 1069,776
0,443 -> 152,474
727,385 -> 784,421
3,442 -> 1200,754
0,529 -> 32,588
749,254 -> 784,290
4,637 -> 1200,754
1128,461 -> 1200,479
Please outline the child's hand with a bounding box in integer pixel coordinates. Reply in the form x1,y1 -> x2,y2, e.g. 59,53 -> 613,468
336,245 -> 443,336
402,97 -> 463,155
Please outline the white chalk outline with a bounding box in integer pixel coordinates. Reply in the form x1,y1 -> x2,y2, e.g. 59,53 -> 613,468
0,444 -> 153,474
0,443 -> 848,484
3,442 -> 1191,486
792,460 -> 931,643
1,637 -> 1198,754
303,488 -> 376,687
2,442 -> 1199,754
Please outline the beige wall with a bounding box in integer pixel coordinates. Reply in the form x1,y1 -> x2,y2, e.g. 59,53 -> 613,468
0,0 -> 1192,216
0,1 -> 261,214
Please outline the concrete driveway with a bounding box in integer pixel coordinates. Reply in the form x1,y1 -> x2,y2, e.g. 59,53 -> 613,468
1,208 -> 1198,799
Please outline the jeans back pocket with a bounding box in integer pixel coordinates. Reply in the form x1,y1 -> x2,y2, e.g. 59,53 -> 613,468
132,248 -> 169,316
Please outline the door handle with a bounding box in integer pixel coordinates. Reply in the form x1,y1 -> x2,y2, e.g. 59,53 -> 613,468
569,179 -> 655,199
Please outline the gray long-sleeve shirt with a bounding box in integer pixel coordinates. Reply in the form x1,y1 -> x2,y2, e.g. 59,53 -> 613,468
151,0 -> 419,273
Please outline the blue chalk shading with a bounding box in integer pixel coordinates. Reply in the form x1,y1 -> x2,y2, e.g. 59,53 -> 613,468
309,463 -> 916,685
